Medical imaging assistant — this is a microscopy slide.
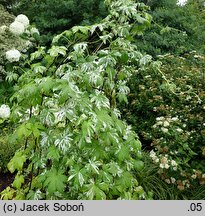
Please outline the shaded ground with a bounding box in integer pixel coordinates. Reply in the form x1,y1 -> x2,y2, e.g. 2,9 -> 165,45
0,172 -> 15,192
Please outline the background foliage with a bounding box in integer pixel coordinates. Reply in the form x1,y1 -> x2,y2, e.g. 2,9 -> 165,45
9,0 -> 107,45
136,0 -> 205,57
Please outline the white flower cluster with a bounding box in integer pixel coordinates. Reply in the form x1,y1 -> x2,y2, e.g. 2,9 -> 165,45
177,0 -> 187,6
165,178 -> 190,188
0,104 -> 10,119
194,54 -> 204,60
149,150 -> 159,163
191,174 -> 197,179
175,128 -> 183,133
159,156 -> 169,169
182,179 -> 190,188
150,150 -> 178,171
9,21 -> 25,35
152,116 -> 184,134
161,157 -> 178,171
6,49 -> 21,62
15,14 -> 30,28
171,160 -> 177,169
171,177 -> 176,184
153,116 -> 170,133
9,14 -> 29,35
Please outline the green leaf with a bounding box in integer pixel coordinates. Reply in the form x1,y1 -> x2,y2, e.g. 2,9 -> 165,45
90,93 -> 110,109
48,46 -> 67,57
72,26 -> 90,35
117,145 -> 130,161
99,34 -> 113,44
160,26 -> 171,35
96,110 -> 113,129
87,159 -> 102,174
114,119 -> 125,134
17,83 -> 42,106
98,182 -> 109,192
6,72 -> 19,82
116,172 -> 133,189
136,14 -> 146,24
119,52 -> 129,64
0,187 -> 15,200
7,151 -> 27,173
134,160 -> 144,171
99,171 -> 113,183
43,168 -> 67,194
15,190 -> 26,200
73,42 -> 88,53
13,174 -> 24,189
32,64 -> 47,74
130,139 -> 142,151
139,55 -> 152,66
107,162 -> 123,177
47,145 -> 60,161
85,183 -> 106,200
54,81 -> 77,104
39,77 -> 56,95
94,186 -> 106,200
67,167 -> 87,188
78,172 -> 85,187
15,123 -> 32,140
136,151 -> 143,160
117,93 -> 128,104
17,122 -> 45,139
26,190 -> 35,200
31,122 -> 45,138
30,47 -> 46,61
106,66 -> 116,81
81,120 -> 95,141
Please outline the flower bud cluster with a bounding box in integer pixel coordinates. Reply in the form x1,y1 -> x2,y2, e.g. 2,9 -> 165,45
150,150 -> 178,171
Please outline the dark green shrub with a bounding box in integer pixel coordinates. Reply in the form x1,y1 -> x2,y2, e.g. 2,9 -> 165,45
136,0 -> 205,57
121,52 -> 205,190
11,0 -> 108,45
